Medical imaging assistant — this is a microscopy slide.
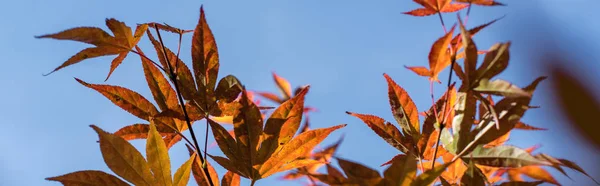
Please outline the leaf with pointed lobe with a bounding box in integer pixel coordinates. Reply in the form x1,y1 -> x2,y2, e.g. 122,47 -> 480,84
192,6 -> 220,93
137,46 -> 178,112
256,92 -> 284,104
405,26 -> 456,83
258,124 -> 346,179
384,73 -> 420,138
76,78 -> 159,121
215,75 -> 243,103
259,86 -> 309,163
514,122 -> 547,131
221,171 -> 240,186
173,153 -> 196,186
208,118 -> 242,165
272,72 -> 293,100
232,90 -> 264,172
346,111 -> 412,154
403,0 -> 469,16
163,133 -> 183,149
460,160 -> 487,186
458,15 -> 479,86
412,161 -> 456,186
474,79 -> 530,98
463,145 -> 552,168
337,157 -> 382,185
114,123 -> 170,140
476,42 -> 511,80
45,170 -> 130,186
145,30 -> 200,107
451,16 -> 503,51
147,22 -> 193,34
382,153 -> 417,185
90,125 -> 154,185
456,0 -> 505,6
146,121 -> 172,186
185,145 -> 220,186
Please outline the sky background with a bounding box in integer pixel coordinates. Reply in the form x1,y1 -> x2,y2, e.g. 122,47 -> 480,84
1,0 -> 600,185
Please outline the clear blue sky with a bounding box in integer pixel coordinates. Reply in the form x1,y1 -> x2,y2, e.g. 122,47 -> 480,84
1,0 -> 599,185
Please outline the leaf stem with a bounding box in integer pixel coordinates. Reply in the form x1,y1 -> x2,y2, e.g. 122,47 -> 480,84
153,26 -> 216,186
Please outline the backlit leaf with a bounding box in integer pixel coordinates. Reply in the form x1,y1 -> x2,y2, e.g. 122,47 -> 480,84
463,145 -> 551,168
346,111 -> 412,153
221,171 -> 240,186
173,153 -> 196,186
90,125 -> 154,185
146,121 -> 172,186
46,170 -> 130,186
76,78 -> 159,121
474,79 -> 531,98
258,124 -> 346,179
192,6 -> 220,92
384,73 -> 420,138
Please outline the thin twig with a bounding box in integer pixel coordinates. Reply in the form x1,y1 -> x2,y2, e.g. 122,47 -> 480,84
153,26 -> 216,186
430,55 -> 457,169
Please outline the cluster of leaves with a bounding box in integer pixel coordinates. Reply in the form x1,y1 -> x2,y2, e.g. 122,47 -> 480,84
37,1 -> 599,186
38,6 -> 345,186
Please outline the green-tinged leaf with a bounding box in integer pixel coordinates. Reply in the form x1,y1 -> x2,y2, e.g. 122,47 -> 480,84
137,46 -> 178,111
440,128 -> 456,154
259,124 -> 346,179
460,160 -> 487,186
90,125 -> 154,186
476,42 -> 511,80
215,75 -> 243,103
192,6 -> 220,92
259,87 -> 309,163
471,77 -> 546,147
384,73 -> 420,138
411,161 -> 456,186
463,145 -> 551,168
419,84 -> 456,157
458,15 -> 478,86
346,111 -> 412,154
474,79 -> 530,98
497,181 -> 545,186
146,121 -> 172,186
76,78 -> 159,121
337,157 -> 382,184
233,90 -> 263,175
382,154 -> 417,185
173,153 -> 196,186
46,170 -> 130,186
221,171 -> 240,186
452,90 -> 477,152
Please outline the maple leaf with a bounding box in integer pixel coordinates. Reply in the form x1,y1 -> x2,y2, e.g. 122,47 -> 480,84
47,122 -> 196,186
405,25 -> 456,83
455,0 -> 505,6
207,87 -> 345,183
36,19 -> 148,81
280,133 -> 344,184
403,0 -> 469,17
256,72 -> 317,114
